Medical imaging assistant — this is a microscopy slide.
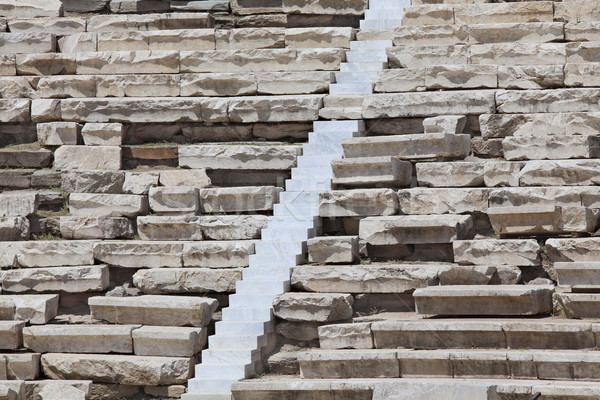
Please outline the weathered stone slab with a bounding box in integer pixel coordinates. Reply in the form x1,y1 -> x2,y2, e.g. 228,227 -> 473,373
469,22 -> 564,44
488,205 -> 598,235
87,13 -> 214,32
388,45 -> 468,69
416,162 -> 484,187
148,29 -> 215,51
0,99 -> 31,123
402,5 -> 454,26
360,215 -> 473,245
393,25 -> 469,46
229,95 -> 323,123
0,217 -> 29,241
397,188 -> 488,215
470,43 -> 566,66
200,186 -> 281,213
215,27 -> 283,50
132,268 -> 241,294
122,172 -> 159,195
136,216 -> 202,241
58,33 -> 97,53
89,295 -> 218,327
36,122 -> 79,146
180,49 -> 343,73
273,293 -> 353,322
54,146 -> 121,171
16,53 -> 76,76
484,161 -> 525,187
198,215 -> 267,240
179,144 -> 301,170
96,74 -> 180,98
363,91 -> 496,119
180,72 -> 256,97
69,193 -> 147,218
93,241 -> 183,268
285,27 -> 353,49
292,264 -> 440,293
282,0 -> 366,15
8,17 -> 84,35
457,2 -> 553,24
0,193 -> 38,217
498,65 -> 564,90
61,170 -> 124,194
555,262 -> 600,287
36,76 -> 96,98
496,89 -> 600,114
80,123 -> 123,146
60,216 -> 133,240
182,241 -> 255,268
318,322 -> 373,350
148,187 -> 198,215
425,64 -> 497,90
0,294 -> 58,324
414,285 -> 554,316
97,31 -> 149,51
319,189 -> 398,218
2,265 -> 108,294
41,353 -> 193,386
298,349 -> 399,379
375,69 -> 425,93
24,325 -> 136,354
342,133 -> 471,160
132,326 -> 206,357
0,32 -> 55,54
546,238 -> 600,263
256,71 -> 332,95
565,63 -> 600,87
16,241 -> 94,267
332,157 -> 412,188
159,169 -> 211,188
503,134 -> 600,161
307,236 -> 359,264
453,239 -> 540,266
488,186 -> 597,208
0,322 -> 24,350
518,160 -> 600,186
76,50 -> 179,75
31,99 -> 60,123
109,0 -> 170,14
0,353 -> 40,380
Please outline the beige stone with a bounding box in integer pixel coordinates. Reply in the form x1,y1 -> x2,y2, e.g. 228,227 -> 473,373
0,294 -> 58,324
148,29 -> 215,51
0,99 -> 30,123
285,27 -> 354,49
503,134 -> 600,161
16,53 -> 76,76
69,193 -> 147,218
198,215 -> 267,240
180,73 -> 256,97
96,74 -> 180,98
89,295 -> 218,327
0,0 -> 63,18
1,353 -> 40,380
76,50 -> 179,75
17,241 -> 94,267
61,170 -> 124,194
483,161 -> 525,187
388,45 -> 468,69
229,95 -> 323,123
319,189 -> 398,218
416,162 -> 484,187
199,186 -> 281,213
31,99 -> 60,122
469,22 -> 564,44
122,172 -> 159,195
282,0 -> 367,15
58,33 -> 97,53
24,325 -> 136,354
397,188 -> 488,215
402,5 -> 454,26
54,146 -> 121,171
375,69 -> 425,93
318,323 -> 373,350
37,382 -> 87,400
332,157 -> 412,188
470,43 -> 566,66
80,123 -> 123,146
158,169 -> 211,188
179,144 -> 301,170
498,65 -> 564,90
307,236 -> 359,264
87,13 -> 213,32
2,265 -> 109,294
518,160 -> 600,186
0,322 -> 24,350
0,193 -> 38,217
41,353 -> 193,386
182,241 -> 255,268
393,25 -> 469,46
453,239 -> 540,266
36,76 -> 96,98
60,216 -> 133,240
93,241 -> 183,268
36,122 -> 79,146
273,293 -> 353,322
97,31 -> 148,51
216,28 -> 284,50
496,89 -> 600,114
148,187 -> 198,215
132,326 -> 206,357
136,216 -> 202,241
132,268 -> 241,294
0,32 -> 55,54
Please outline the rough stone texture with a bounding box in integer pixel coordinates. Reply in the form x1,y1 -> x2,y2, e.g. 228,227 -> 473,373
89,295 -> 218,327
282,0 -> 366,15
286,27 -> 353,48
402,5 -> 454,26
273,293 -> 353,322
546,238 -> 600,262
229,95 -> 323,123
518,160 -> 600,186
31,99 -> 60,123
470,43 -> 566,66
61,171 -> 124,194
456,2 -> 553,24
0,99 -> 30,123
93,241 -> 183,268
87,13 -> 214,32
453,239 -> 541,266
182,241 -> 255,268
388,45 -> 468,69
291,264 -> 440,293
132,268 -> 241,294
58,33 -> 97,53
76,51 -> 179,75
36,382 -> 88,400
0,217 -> 29,241
136,216 -> 203,241
398,188 -> 488,215
0,193 -> 38,217
0,353 -> 40,380
159,169 -> 211,188
496,89 -> 600,114
199,186 -> 282,213
414,285 -> 555,316
0,150 -> 52,169
484,161 -> 525,187
416,162 -> 484,187
319,189 -> 398,217
0,32 -> 55,54
318,323 -> 373,350
122,172 -> 159,195
438,265 -> 496,285
393,24 -> 468,47
23,325 -> 136,354
307,236 -> 359,264
179,145 -> 301,170
0,321 -> 24,350
54,146 -> 122,171
36,123 -> 79,146
132,326 -> 207,357
360,215 -> 473,245
69,193 -> 147,218
375,69 -> 425,93
16,241 -> 94,267
503,135 -> 600,161
468,22 -> 564,45
198,215 -> 267,240
331,157 -> 412,188
148,187 -> 198,215
41,354 -> 193,386
0,294 -> 58,324
95,74 -> 180,97
81,123 -> 124,146
2,265 -> 109,294
60,216 -> 134,240
498,65 -> 564,90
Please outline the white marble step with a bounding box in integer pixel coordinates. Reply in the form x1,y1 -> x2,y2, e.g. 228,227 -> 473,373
285,178 -> 332,191
215,320 -> 274,336
229,293 -> 278,308
208,333 -> 268,350
261,227 -> 315,241
195,363 -> 254,380
346,50 -> 388,62
255,240 -> 306,254
313,120 -> 364,133
242,266 -> 293,281
202,348 -> 262,365
334,71 -> 378,83
330,83 -> 373,95
273,203 -> 319,217
279,190 -> 320,204
221,306 -> 273,322
302,142 -> 343,155
309,130 -> 363,143
360,19 -> 404,30
365,9 -> 405,19
182,392 -> 231,400
248,253 -> 303,267
187,378 -> 238,395
340,61 -> 388,72
350,40 -> 392,51
369,0 -> 411,9
236,279 -> 291,294
291,167 -> 333,180
297,154 -> 341,168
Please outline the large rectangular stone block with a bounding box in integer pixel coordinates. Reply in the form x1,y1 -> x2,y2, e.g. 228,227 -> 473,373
199,186 -> 282,213
397,188 -> 488,215
2,265 -> 109,293
319,189 -> 398,217
93,241 -> 183,268
454,2 -> 553,24
468,22 -> 564,45
0,32 -> 55,54
76,51 -> 179,75
182,241 -> 255,268
388,45 -> 468,69
518,160 -> 600,186
16,241 -> 94,267
87,13 -> 214,32
136,216 -> 203,241
331,157 -> 412,188
393,25 -> 469,46
503,134 -> 600,161
148,187 -> 199,215
470,43 -> 566,66
54,146 -> 122,171
229,95 -> 323,123
0,294 -> 58,324
69,193 -> 147,218
24,325 -> 136,354
132,268 -> 241,294
132,326 -> 206,357
179,144 -> 301,170
416,162 -> 484,187
496,89 -> 600,114
0,193 -> 38,217
453,239 -> 540,266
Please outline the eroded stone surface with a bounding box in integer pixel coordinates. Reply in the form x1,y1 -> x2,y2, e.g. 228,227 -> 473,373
273,293 -> 353,322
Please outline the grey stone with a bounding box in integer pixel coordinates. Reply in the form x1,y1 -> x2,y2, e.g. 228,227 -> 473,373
273,293 -> 353,322
307,236 -> 359,264
2,265 -> 109,294
453,239 -> 541,266
133,268 -> 241,294
68,193 -> 147,218
61,171 -> 124,194
60,216 -> 134,240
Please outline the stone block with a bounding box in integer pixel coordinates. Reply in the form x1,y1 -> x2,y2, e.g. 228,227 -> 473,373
438,265 -> 496,285
414,285 -> 554,316
199,186 -> 282,213
0,150 -> 52,168
109,0 -> 170,14
388,45 -> 468,69
496,88 -> 600,114
93,241 -> 183,268
298,349 -> 399,379
148,187 -> 198,215
426,64 -> 497,89
282,0 -> 367,15
331,157 -> 412,188
16,241 -> 94,267
0,32 -> 55,54
80,123 -> 124,146
96,74 -> 180,98
133,268 -> 241,294
158,169 -> 211,188
0,193 -> 38,217
504,320 -> 594,350
375,69 -> 425,93
76,51 -> 179,75
503,134 -> 600,161
228,95 -> 323,123
518,160 -> 600,186
558,293 -> 600,319
36,122 -> 79,146
31,381 -> 90,400
58,33 -> 97,53
363,91 -> 496,119
216,27 -> 284,50
470,43 -> 566,66
132,326 -> 206,357
87,13 -> 213,32
0,99 -> 30,123
457,2 -> 553,24
402,5 -> 454,26
0,294 -> 58,324
393,25 -> 469,46
198,215 -> 267,240
256,71 -> 332,95
148,29 -> 215,51
453,239 -> 540,266
555,262 -> 600,287
0,322 -> 24,350
136,216 -> 202,241
2,265 -> 108,294
16,53 -> 76,76
483,161 -> 525,187
318,323 -> 373,350
179,144 -> 301,170
60,216 -> 133,240
307,236 -> 359,264
61,170 -> 124,194
31,99 -> 60,123
182,241 -> 255,268
416,162 -> 484,187
285,27 -> 353,48
69,193 -> 147,218
122,172 -> 159,195
89,295 -> 218,327
498,65 -> 564,90
41,353 -> 193,386
180,72 -> 256,97
36,76 -> 96,98
291,264 -> 440,293
0,217 -> 29,241
23,325 -> 136,354
54,146 -> 121,171
468,22 -> 564,44
360,215 -> 473,245
1,353 -> 40,380
319,189 -> 398,218
546,238 -> 600,263
273,293 -> 353,322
